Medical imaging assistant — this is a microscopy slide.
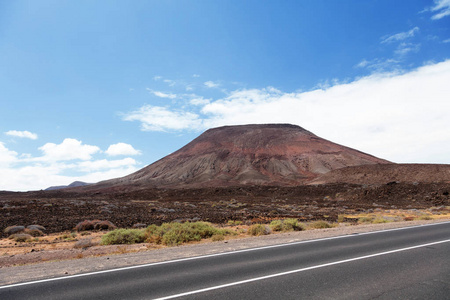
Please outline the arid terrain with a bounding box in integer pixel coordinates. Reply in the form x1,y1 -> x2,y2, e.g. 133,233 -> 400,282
1,181 -> 449,237
1,124 -> 449,267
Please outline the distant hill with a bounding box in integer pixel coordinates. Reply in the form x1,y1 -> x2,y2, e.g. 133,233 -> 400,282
80,124 -> 390,191
45,181 -> 91,191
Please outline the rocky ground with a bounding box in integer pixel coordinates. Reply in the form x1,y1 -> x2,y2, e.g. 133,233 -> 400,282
1,182 -> 449,237
0,182 -> 448,271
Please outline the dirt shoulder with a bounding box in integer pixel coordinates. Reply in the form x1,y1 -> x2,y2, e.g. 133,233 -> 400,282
1,218 -> 449,286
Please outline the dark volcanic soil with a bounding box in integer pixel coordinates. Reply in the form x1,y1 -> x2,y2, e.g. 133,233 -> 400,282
1,182 -> 449,238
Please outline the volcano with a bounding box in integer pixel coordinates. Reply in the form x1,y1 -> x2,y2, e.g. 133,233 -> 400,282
87,124 -> 390,190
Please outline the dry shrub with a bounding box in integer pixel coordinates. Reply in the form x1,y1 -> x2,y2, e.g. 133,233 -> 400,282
94,221 -> 117,230
27,225 -> 46,231
75,220 -> 116,232
9,233 -> 33,243
26,229 -> 44,237
73,238 -> 98,249
270,219 -> 305,232
211,234 -> 225,241
145,222 -> 234,246
75,220 -> 98,231
101,229 -> 146,245
4,226 -> 25,235
309,221 -> 334,229
248,224 -> 270,236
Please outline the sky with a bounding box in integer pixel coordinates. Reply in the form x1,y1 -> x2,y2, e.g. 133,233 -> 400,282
1,0 -> 450,191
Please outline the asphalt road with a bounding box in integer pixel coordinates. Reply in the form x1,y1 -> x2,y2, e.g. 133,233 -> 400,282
1,221 -> 449,300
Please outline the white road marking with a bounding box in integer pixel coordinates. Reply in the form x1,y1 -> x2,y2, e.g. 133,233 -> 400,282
0,221 -> 449,290
154,238 -> 450,300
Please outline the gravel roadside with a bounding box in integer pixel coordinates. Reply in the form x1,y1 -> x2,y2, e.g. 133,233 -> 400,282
1,219 -> 449,286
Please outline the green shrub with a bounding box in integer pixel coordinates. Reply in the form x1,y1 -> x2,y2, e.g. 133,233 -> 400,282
372,217 -> 389,224
248,224 -> 270,236
269,220 -> 283,231
101,229 -> 146,245
144,222 -> 234,246
416,215 -> 433,220
270,219 -> 305,232
282,218 -> 305,231
211,234 -> 225,241
309,221 -> 334,229
358,217 -> 373,224
227,220 -> 243,226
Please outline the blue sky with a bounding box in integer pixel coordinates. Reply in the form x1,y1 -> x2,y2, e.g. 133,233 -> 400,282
1,0 -> 450,191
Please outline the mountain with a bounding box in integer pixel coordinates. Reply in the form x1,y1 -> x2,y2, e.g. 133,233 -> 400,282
86,124 -> 390,191
45,181 -> 91,191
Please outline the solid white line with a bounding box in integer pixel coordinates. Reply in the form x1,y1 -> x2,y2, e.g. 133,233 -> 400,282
154,238 -> 450,300
0,220 -> 449,290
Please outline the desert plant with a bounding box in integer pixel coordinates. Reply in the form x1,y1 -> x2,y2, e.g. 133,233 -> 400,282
144,221 -> 234,246
248,224 -> 270,236
75,220 -> 117,232
74,238 -> 98,249
416,215 -> 433,220
372,217 -> 389,224
4,225 -> 25,235
282,218 -> 304,231
27,225 -> 46,231
27,229 -> 44,237
309,220 -> 334,229
269,220 -> 283,231
358,217 -> 374,224
101,229 -> 146,245
270,219 -> 305,232
227,220 -> 243,226
9,233 -> 33,243
211,234 -> 225,241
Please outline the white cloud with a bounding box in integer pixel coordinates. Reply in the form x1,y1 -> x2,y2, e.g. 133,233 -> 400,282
394,42 -> 421,56
5,130 -> 38,140
190,97 -> 211,106
356,58 -> 401,72
125,60 -> 450,164
77,157 -> 137,172
163,79 -> 176,86
153,75 -> 162,81
431,0 -> 450,19
0,142 -> 18,167
106,143 -> 141,156
204,81 -> 220,88
123,105 -> 202,132
193,74 -> 200,78
443,38 -> 450,43
146,88 -> 177,99
38,138 -> 100,161
0,139 -> 140,191
381,27 -> 419,44
0,162 -> 139,192
356,59 -> 369,68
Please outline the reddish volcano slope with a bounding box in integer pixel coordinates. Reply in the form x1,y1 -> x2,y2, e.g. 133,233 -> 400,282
90,124 -> 390,190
